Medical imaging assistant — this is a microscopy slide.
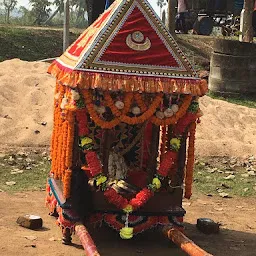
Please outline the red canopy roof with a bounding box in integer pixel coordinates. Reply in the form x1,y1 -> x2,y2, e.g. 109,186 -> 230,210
48,0 -> 207,95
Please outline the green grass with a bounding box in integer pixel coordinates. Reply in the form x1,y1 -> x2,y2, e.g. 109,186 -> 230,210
207,91 -> 256,109
0,26 -> 79,62
194,159 -> 256,197
0,151 -> 50,192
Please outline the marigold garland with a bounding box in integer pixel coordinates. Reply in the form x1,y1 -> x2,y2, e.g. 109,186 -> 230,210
63,169 -> 72,199
119,93 -> 163,125
184,121 -> 196,199
151,95 -> 192,126
134,93 -> 147,113
65,111 -> 75,169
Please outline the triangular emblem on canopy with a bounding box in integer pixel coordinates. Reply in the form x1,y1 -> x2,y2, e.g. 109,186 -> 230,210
49,0 -> 207,95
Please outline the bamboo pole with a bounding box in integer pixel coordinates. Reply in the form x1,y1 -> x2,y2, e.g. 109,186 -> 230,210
63,0 -> 70,52
163,227 -> 213,256
75,224 -> 100,256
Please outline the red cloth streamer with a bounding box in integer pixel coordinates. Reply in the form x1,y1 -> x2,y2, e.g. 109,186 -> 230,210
158,151 -> 177,177
85,151 -> 102,177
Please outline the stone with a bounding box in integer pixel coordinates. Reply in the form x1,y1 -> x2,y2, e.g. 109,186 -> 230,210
6,181 -> 16,186
219,192 -> 231,198
224,175 -> 235,180
241,173 -> 249,178
17,215 -> 43,230
24,236 -> 37,241
11,169 -> 24,175
196,218 -> 220,234
248,171 -> 256,176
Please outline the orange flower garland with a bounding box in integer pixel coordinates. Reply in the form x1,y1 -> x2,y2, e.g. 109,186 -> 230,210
65,111 -> 75,169
184,121 -> 196,199
63,169 -> 72,199
134,93 -> 147,113
151,95 -> 192,126
119,93 -> 163,125
104,91 -> 133,117
83,90 -> 120,129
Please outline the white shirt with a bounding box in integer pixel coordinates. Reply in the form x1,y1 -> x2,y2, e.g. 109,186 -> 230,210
178,0 -> 187,13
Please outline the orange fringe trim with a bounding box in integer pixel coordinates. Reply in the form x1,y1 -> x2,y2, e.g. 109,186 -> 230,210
48,62 -> 208,96
184,121 -> 196,199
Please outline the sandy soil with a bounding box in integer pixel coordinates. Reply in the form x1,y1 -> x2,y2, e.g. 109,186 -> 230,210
0,59 -> 256,158
0,59 -> 256,255
0,191 -> 255,256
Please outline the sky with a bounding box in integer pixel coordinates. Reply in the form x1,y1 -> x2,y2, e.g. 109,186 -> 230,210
16,0 -> 160,15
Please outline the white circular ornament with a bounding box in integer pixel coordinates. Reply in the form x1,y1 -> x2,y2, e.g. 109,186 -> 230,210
171,104 -> 179,113
115,101 -> 124,110
164,108 -> 174,117
60,97 -> 68,110
54,92 -> 60,100
96,106 -> 106,114
71,90 -> 80,101
156,111 -> 165,119
132,106 -> 141,115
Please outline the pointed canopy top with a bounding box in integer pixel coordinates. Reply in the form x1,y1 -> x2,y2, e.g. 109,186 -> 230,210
48,0 -> 207,95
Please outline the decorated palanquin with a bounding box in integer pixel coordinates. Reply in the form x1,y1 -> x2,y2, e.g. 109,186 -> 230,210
46,0 -> 208,254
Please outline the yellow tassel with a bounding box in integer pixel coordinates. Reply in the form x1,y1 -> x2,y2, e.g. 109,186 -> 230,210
120,227 -> 134,240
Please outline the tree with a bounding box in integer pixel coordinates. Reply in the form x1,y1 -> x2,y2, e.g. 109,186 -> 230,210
167,0 -> 177,34
18,6 -> 34,25
29,0 -> 51,25
240,0 -> 255,42
3,0 -> 17,24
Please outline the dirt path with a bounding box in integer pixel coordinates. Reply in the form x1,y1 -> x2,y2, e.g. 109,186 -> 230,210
0,191 -> 255,256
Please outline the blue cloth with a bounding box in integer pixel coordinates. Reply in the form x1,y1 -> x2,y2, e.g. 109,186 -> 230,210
234,0 -> 244,10
105,0 -> 110,10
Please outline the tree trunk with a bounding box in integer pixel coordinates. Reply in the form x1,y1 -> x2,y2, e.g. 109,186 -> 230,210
7,8 -> 10,24
168,0 -> 177,34
240,0 -> 254,43
43,6 -> 60,25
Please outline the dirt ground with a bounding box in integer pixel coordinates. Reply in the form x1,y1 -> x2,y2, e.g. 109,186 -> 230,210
0,191 -> 255,256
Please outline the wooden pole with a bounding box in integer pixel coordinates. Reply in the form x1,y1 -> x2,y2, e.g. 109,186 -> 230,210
63,0 -> 70,52
75,224 -> 100,256
240,0 -> 255,43
167,0 -> 177,34
163,227 -> 213,256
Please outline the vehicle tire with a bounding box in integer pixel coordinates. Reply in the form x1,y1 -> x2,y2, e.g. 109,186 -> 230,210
193,16 -> 214,36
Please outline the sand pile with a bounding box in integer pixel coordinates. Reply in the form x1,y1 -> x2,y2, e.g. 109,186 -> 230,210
0,59 -> 55,146
0,59 -> 255,158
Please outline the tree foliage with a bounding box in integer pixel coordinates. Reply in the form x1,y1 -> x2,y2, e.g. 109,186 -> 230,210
29,0 -> 51,25
2,0 -> 17,23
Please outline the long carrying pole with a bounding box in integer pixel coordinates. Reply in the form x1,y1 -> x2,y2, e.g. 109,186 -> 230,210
63,0 -> 70,52
163,227 -> 213,256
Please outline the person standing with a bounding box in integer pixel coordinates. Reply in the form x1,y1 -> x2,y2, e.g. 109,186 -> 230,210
175,0 -> 189,33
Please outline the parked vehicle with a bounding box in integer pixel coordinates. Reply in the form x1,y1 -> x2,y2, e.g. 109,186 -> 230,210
173,0 -> 253,36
